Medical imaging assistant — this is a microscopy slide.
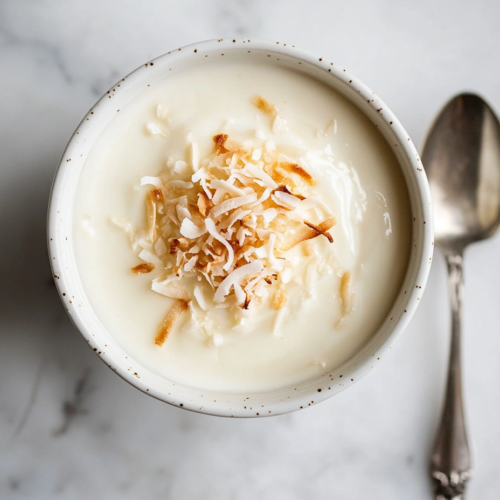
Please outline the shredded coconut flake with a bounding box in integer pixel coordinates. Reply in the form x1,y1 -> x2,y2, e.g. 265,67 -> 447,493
242,163 -> 278,189
156,104 -> 169,120
209,193 -> 258,219
180,218 -> 208,238
146,123 -> 168,137
210,179 -> 247,197
184,255 -> 198,272
274,190 -> 301,209
205,218 -> 234,271
214,261 -> 263,303
139,249 -> 163,268
218,209 -> 252,230
252,149 -> 262,161
272,116 -> 289,134
194,285 -> 208,310
191,141 -> 199,171
173,161 -> 187,174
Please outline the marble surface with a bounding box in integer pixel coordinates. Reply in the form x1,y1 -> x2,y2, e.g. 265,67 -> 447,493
2,1 -> 500,498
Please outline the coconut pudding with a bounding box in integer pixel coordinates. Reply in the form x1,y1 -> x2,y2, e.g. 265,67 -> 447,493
73,59 -> 411,393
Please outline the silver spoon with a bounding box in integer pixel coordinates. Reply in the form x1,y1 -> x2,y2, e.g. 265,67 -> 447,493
422,93 -> 500,500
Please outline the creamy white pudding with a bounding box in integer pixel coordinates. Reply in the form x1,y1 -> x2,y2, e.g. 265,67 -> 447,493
73,59 -> 411,393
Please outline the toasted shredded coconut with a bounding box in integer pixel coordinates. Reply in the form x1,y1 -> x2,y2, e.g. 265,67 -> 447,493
209,193 -> 258,219
214,261 -> 263,303
180,218 -> 208,238
184,255 -> 198,272
304,220 -> 334,243
340,271 -> 353,316
242,163 -> 278,189
273,288 -> 288,310
197,192 -> 212,216
146,189 -> 162,241
252,96 -> 278,116
273,190 -> 301,209
131,262 -> 155,275
218,209 -> 251,230
279,162 -> 315,185
210,179 -> 247,197
155,300 -> 190,346
131,122 -> 346,346
176,204 -> 191,221
205,218 -> 234,271
280,217 -> 337,251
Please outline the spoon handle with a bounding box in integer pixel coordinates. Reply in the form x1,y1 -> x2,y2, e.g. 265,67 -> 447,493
430,253 -> 472,500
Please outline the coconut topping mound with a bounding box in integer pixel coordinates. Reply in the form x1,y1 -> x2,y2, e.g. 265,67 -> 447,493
131,130 -> 340,346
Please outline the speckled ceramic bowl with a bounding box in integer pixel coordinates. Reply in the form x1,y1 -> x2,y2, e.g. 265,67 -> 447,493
48,38 -> 433,417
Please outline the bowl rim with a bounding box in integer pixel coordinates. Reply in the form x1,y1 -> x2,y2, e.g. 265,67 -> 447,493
47,37 -> 434,418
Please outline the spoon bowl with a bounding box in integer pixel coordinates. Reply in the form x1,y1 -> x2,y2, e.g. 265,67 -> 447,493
422,93 -> 500,253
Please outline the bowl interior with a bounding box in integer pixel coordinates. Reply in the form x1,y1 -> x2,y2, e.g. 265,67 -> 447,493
48,39 -> 433,417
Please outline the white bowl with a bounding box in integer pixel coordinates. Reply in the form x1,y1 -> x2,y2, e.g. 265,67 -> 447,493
48,38 -> 433,417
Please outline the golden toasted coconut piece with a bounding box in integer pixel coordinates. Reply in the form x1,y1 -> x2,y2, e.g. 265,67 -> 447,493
147,188 -> 164,241
197,192 -> 213,216
213,133 -> 229,155
169,238 -> 190,254
252,95 -> 278,117
340,271 -> 353,316
278,162 -> 316,186
233,244 -> 253,262
131,263 -> 155,275
271,185 -> 305,199
303,220 -> 334,243
263,274 -> 278,285
272,288 -> 289,310
242,292 -> 252,310
155,299 -> 190,346
280,217 -> 337,251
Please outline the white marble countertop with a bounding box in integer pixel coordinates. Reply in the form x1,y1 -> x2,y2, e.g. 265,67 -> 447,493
2,1 -> 500,498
